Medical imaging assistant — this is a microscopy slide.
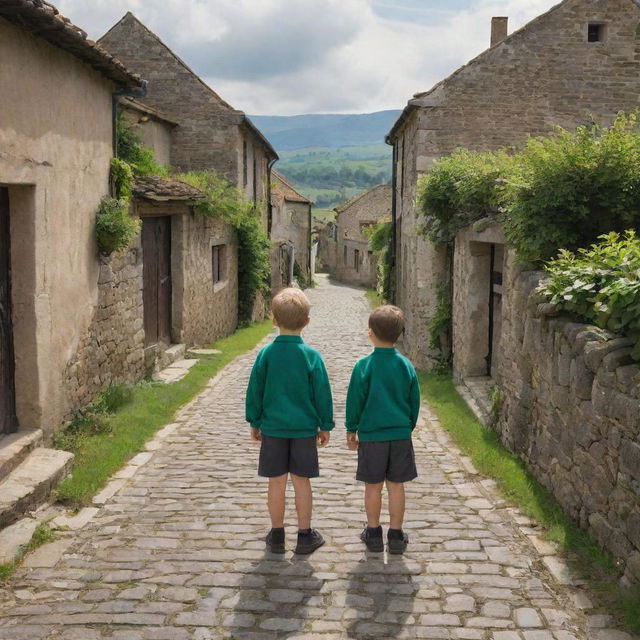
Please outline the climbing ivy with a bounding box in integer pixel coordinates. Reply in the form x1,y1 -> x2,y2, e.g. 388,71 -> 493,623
427,280 -> 452,372
116,114 -> 169,177
95,196 -> 141,255
365,219 -> 393,301
110,157 -> 133,200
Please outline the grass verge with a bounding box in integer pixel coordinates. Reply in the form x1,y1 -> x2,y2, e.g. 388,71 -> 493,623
365,288 -> 384,308
420,371 -> 640,633
0,524 -> 55,584
54,320 -> 273,507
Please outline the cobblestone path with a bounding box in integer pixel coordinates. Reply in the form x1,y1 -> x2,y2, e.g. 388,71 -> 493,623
0,276 -> 602,639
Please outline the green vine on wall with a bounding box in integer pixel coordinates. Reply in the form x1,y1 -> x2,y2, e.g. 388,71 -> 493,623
427,280 -> 452,372
365,219 -> 393,302
177,171 -> 272,324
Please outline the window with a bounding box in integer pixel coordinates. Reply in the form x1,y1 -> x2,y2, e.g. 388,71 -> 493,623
212,245 -> 225,284
242,141 -> 248,186
343,245 -> 348,265
354,249 -> 360,272
588,23 -> 605,42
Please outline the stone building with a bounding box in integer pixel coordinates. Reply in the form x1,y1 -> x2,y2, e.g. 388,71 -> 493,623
387,0 -> 640,369
318,185 -> 391,287
270,171 -> 312,288
0,0 -> 150,529
99,12 -> 278,236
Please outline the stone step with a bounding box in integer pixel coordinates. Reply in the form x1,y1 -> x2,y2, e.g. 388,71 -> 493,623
0,448 -> 74,530
154,358 -> 199,384
159,343 -> 186,370
0,429 -> 43,483
186,348 -> 221,358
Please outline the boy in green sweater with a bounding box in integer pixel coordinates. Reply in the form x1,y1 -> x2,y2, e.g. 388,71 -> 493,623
346,305 -> 420,554
246,288 -> 334,555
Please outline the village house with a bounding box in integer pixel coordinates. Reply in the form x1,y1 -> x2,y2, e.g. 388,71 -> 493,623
0,0 -> 150,527
270,171 -> 312,288
387,0 -> 640,582
387,0 -> 640,370
99,13 -> 285,316
318,185 -> 391,287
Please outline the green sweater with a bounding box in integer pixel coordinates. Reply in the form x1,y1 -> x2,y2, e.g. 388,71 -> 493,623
346,347 -> 420,442
245,335 -> 334,438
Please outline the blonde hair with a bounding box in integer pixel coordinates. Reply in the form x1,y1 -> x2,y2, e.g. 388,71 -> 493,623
272,288 -> 311,330
369,305 -> 405,343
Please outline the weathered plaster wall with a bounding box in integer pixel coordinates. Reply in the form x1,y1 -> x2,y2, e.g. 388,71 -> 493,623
391,0 -> 640,367
0,19 -> 116,435
120,106 -> 173,168
497,263 -> 640,585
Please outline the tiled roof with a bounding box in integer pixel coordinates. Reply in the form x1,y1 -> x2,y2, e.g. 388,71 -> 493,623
272,171 -> 311,204
0,0 -> 144,88
133,176 -> 206,202
334,184 -> 392,214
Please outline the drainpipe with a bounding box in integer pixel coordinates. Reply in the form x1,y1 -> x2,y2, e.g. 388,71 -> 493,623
307,202 -> 312,278
112,81 -> 148,157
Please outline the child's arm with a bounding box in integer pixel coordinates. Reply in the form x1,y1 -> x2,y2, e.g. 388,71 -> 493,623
345,362 -> 366,435
312,357 -> 334,433
409,369 -> 421,429
245,352 -> 266,433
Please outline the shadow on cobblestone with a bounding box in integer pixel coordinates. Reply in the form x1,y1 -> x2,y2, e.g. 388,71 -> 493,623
227,552 -> 324,638
345,554 -> 417,639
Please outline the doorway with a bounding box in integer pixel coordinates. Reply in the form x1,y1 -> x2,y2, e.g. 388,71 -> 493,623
142,216 -> 172,346
0,188 -> 17,434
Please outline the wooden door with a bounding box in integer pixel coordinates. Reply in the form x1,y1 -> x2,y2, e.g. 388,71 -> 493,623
142,217 -> 172,346
0,188 -> 17,434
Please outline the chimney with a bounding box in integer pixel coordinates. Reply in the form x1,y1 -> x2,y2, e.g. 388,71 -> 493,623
491,17 -> 508,47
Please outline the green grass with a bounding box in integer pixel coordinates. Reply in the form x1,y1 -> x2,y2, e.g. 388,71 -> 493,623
420,372 -> 640,633
365,288 -> 384,308
55,320 -> 273,507
0,523 -> 56,584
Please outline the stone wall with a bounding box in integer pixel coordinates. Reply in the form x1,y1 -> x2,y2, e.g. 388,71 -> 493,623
389,0 -> 640,368
497,263 -> 640,584
63,248 -> 146,419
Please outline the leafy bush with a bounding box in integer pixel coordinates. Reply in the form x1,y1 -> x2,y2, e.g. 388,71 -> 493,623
117,115 -> 169,177
110,157 -> 133,200
95,197 -> 141,255
505,112 -> 640,263
417,149 -> 514,243
541,231 -> 640,360
178,171 -> 272,323
427,280 -> 452,364
365,220 -> 393,300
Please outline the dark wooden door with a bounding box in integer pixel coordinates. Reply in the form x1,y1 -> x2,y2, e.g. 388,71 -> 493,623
0,188 -> 17,435
142,217 -> 172,346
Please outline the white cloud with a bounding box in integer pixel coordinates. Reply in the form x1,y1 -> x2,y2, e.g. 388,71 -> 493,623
55,0 -> 558,115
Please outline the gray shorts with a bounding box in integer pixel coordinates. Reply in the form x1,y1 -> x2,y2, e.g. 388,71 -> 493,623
258,434 -> 319,478
356,439 -> 417,484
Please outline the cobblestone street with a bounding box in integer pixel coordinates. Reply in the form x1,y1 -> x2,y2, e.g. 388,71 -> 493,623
0,276 -> 601,639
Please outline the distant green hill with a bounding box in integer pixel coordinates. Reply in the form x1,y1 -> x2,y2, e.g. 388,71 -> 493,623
250,110 -> 401,150
252,111 -> 399,211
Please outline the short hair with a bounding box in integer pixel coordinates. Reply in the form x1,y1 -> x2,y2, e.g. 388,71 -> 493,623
369,305 -> 405,343
272,288 -> 311,330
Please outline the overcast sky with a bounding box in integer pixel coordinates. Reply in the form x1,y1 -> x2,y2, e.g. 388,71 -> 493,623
57,0 -> 558,116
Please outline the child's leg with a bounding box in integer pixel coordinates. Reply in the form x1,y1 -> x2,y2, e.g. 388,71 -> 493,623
364,482 -> 384,527
267,473 -> 288,528
386,480 -> 405,530
290,473 -> 312,530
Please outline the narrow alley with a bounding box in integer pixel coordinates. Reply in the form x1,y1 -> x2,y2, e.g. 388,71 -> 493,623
0,277 -> 590,640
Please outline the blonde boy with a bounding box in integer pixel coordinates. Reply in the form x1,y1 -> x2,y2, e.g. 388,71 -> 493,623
246,288 -> 333,554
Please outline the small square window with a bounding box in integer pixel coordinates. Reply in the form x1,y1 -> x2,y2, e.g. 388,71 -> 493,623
588,23 -> 605,43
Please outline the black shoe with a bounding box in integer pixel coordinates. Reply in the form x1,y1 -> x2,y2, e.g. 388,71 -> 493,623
387,529 -> 408,554
360,526 -> 384,552
295,529 -> 325,555
265,528 -> 285,554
